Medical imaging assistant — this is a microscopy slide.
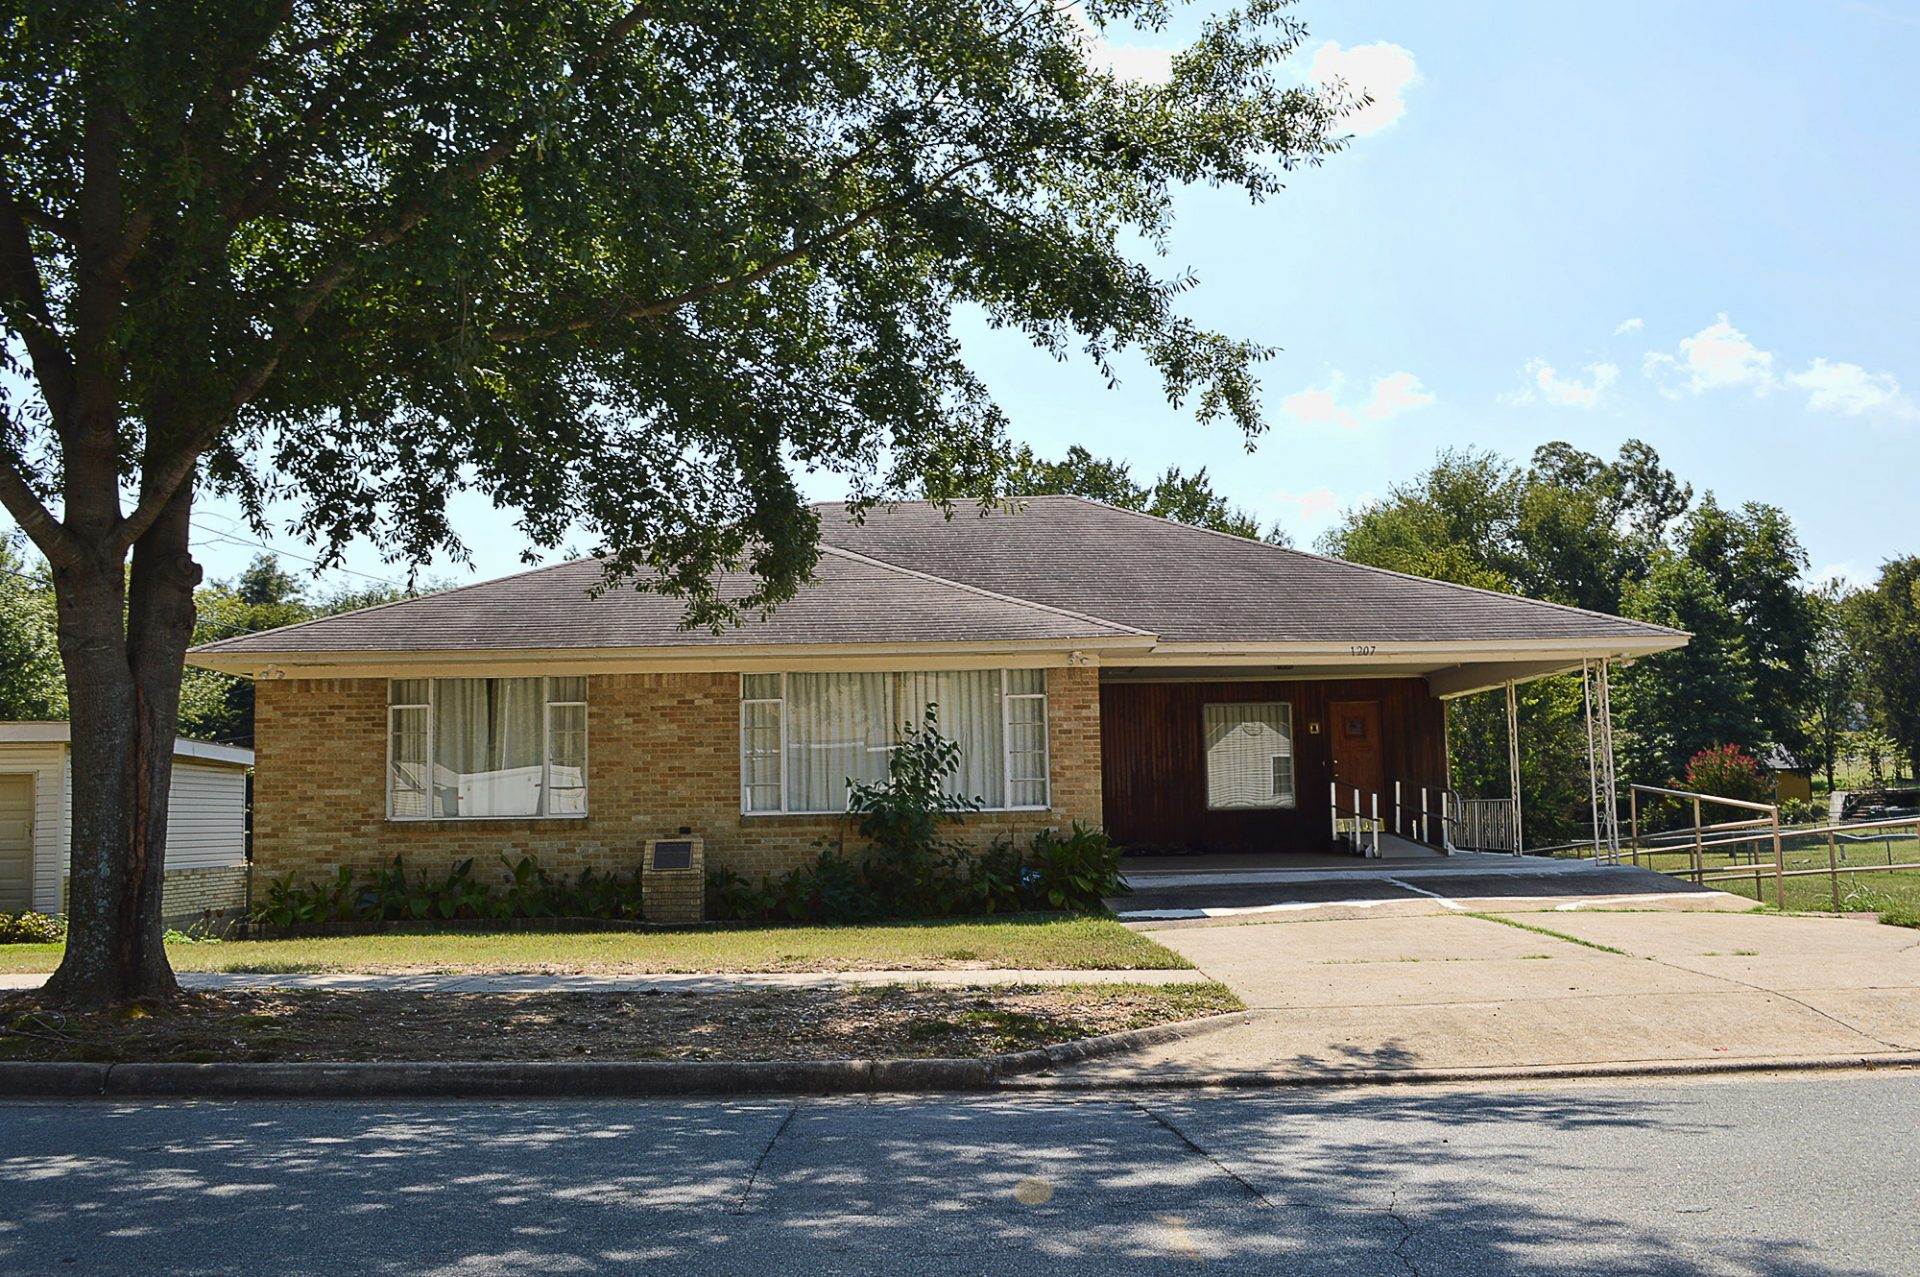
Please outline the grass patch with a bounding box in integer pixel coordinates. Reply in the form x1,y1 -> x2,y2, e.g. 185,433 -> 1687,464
0,915 -> 1189,977
1462,912 -> 1629,955
0,981 -> 1240,1064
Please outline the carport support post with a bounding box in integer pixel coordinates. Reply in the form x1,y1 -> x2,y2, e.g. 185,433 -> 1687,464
1506,679 -> 1524,856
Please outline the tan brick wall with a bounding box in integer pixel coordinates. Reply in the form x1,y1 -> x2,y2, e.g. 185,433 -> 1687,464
62,864 -> 248,932
252,666 -> 1103,893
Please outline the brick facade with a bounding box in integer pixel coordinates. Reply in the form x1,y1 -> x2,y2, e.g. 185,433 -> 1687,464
252,666 -> 1103,894
62,864 -> 249,933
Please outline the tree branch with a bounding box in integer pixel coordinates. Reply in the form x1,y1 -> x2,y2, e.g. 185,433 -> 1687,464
0,453 -> 85,569
489,154 -> 993,343
118,5 -> 663,550
0,191 -> 78,432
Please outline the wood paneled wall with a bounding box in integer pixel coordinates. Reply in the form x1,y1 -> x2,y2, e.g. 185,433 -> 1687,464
1099,677 -> 1448,855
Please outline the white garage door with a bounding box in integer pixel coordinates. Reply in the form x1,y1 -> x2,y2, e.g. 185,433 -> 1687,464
0,774 -> 32,912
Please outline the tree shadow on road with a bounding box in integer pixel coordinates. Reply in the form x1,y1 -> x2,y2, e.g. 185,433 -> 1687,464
0,1083 -> 1903,1275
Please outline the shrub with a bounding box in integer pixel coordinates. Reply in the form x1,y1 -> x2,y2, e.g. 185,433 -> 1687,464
849,704 -> 983,918
1683,744 -> 1771,806
1777,796 -> 1821,826
251,854 -> 644,932
1026,822 -> 1128,911
0,911 -> 65,944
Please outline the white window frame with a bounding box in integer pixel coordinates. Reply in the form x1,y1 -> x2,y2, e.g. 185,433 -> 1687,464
1204,701 -> 1297,812
1001,670 -> 1051,813
386,676 -> 590,821
740,669 -> 1051,815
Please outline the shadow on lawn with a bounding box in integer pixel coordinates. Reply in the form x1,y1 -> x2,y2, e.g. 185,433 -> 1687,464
0,1083 -> 1904,1275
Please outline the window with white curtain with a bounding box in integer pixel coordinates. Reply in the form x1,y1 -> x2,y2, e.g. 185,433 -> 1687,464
1204,702 -> 1295,810
388,677 -> 588,819
740,670 -> 1050,814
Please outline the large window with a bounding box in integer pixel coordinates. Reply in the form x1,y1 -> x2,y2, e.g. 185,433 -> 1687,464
388,677 -> 587,820
1204,702 -> 1295,810
741,670 -> 1049,814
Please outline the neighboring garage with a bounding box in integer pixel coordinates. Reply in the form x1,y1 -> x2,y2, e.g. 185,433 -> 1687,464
0,723 -> 254,928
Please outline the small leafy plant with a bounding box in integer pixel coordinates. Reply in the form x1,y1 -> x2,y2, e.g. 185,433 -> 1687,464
0,911 -> 65,944
1026,822 -> 1128,911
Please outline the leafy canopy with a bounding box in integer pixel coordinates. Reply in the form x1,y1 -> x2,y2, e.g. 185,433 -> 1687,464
2,0 -> 1347,617
957,442 -> 1289,542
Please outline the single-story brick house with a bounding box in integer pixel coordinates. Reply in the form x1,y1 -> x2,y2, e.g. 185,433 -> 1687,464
0,722 -> 254,925
188,497 -> 1686,889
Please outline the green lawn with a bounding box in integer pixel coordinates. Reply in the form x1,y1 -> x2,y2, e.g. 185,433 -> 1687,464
0,914 -> 1189,976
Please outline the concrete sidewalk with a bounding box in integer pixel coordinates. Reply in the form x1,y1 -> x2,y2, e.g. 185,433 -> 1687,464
1052,907 -> 1920,1085
0,967 -> 1201,995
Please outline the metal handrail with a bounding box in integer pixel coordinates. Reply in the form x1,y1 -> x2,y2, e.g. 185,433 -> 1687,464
1629,783 -> 1777,813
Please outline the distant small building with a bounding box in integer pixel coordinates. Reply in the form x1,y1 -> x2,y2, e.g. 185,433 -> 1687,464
0,724 -> 253,927
1764,748 -> 1814,804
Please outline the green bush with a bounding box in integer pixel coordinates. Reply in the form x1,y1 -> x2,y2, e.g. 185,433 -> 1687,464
1778,796 -> 1821,825
705,707 -> 1119,924
1027,822 -> 1129,911
0,911 -> 64,944
253,854 -> 645,931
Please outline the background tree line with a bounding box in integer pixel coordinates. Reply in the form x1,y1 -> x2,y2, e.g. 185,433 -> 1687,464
989,440 -> 1918,844
0,541 -> 412,748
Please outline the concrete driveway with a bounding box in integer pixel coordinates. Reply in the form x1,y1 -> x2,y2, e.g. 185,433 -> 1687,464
1057,908 -> 1920,1084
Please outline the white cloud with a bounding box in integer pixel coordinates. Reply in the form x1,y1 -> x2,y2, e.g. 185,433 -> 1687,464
1282,370 -> 1434,429
1363,371 -> 1436,419
1786,358 -> 1918,420
1613,317 -> 1644,335
1810,561 -> 1875,589
1309,41 -> 1420,136
1508,358 -> 1617,409
1071,7 -> 1177,84
1643,314 -> 1775,395
1280,372 -> 1355,429
1272,487 -> 1340,523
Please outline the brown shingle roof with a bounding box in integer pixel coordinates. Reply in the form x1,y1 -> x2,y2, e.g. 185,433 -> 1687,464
191,544 -> 1148,655
191,495 -> 1681,658
815,496 -> 1684,645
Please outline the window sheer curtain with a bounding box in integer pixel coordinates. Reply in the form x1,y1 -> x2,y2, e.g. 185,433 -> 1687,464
763,670 -> 1047,813
1205,703 -> 1295,810
785,672 -> 894,812
433,677 -> 546,817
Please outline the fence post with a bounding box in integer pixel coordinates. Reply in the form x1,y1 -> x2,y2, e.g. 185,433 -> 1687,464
1772,809 -> 1785,911
1629,788 -> 1641,868
1420,787 -> 1429,845
1329,781 -> 1338,846
1394,781 -> 1402,836
1371,792 -> 1380,857
1828,826 -> 1840,913
1692,797 -> 1704,884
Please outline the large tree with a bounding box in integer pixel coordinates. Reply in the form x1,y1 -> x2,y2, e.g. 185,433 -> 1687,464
1853,556 -> 1920,778
0,1 -> 1346,1004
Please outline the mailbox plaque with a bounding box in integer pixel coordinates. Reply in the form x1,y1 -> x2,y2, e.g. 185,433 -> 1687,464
650,839 -> 694,871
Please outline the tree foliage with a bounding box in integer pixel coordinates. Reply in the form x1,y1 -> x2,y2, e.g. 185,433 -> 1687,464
1319,438 -> 1824,842
1852,556 -> 1920,777
0,535 -> 65,719
972,442 -> 1289,542
0,0 -> 1349,1005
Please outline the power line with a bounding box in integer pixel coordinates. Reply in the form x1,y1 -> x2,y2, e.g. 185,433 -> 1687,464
189,516 -> 405,588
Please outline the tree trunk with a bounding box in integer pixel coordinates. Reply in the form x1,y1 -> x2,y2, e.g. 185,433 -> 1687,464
37,488 -> 201,1009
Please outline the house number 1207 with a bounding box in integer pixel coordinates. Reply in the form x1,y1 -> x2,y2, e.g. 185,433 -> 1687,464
1350,644 -> 1378,656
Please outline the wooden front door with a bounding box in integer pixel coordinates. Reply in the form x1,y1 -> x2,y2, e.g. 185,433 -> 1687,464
0,774 -> 32,912
1330,700 -> 1384,797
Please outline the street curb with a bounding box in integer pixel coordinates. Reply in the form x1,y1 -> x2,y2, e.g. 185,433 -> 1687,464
0,1011 -> 1251,1100
996,1050 -> 1920,1091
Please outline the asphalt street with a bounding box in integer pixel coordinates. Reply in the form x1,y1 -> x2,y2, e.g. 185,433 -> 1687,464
3,1071 -> 1916,1276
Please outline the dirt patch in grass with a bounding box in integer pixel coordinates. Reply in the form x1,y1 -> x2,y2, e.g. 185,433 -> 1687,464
0,983 -> 1239,1064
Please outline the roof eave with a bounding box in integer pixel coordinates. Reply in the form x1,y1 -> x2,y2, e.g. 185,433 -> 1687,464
186,634 -> 1159,679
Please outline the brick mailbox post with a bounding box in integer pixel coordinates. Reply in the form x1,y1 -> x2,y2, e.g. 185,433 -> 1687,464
642,834 -> 705,924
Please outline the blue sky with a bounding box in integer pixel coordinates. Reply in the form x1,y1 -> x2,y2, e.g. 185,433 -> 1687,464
184,0 -> 1919,596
